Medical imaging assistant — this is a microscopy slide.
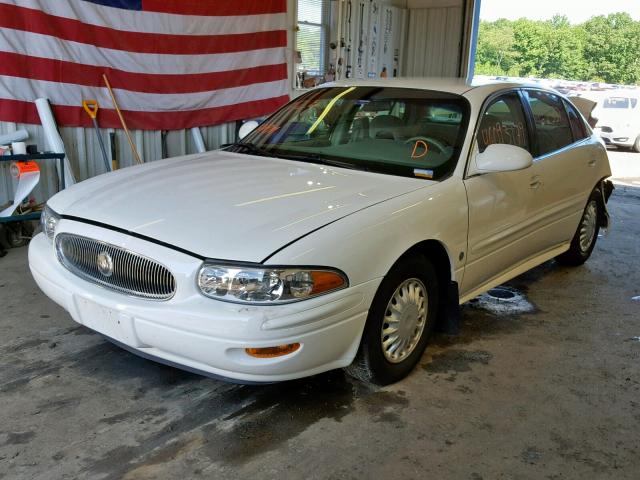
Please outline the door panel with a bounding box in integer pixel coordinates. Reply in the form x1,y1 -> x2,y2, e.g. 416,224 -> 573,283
522,90 -> 596,251
462,166 -> 541,295
533,146 -> 591,249
461,91 -> 541,297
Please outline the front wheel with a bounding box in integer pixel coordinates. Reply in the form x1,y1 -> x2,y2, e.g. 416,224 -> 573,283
556,189 -> 601,266
345,255 -> 439,385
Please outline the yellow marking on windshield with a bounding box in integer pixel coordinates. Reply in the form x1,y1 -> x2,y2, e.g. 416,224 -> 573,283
306,87 -> 356,135
234,186 -> 336,207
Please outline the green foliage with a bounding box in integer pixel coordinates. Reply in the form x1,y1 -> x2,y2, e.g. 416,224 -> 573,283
476,13 -> 640,85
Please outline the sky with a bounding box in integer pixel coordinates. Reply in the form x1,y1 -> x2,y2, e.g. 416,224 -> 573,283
481,0 -> 640,23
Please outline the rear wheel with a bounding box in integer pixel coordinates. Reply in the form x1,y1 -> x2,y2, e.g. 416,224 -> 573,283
345,255 -> 439,385
556,189 -> 601,266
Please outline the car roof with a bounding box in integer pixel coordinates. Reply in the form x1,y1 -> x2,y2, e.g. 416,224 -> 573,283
322,77 -> 545,97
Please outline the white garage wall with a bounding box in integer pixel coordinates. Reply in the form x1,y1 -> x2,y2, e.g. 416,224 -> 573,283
404,0 -> 465,77
319,0 -> 476,81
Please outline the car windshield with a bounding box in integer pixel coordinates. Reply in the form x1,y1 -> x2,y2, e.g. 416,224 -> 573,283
239,86 -> 470,181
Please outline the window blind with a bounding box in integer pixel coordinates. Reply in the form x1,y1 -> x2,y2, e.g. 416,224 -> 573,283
296,0 -> 329,75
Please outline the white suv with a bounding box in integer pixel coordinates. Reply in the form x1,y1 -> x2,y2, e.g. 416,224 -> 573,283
594,94 -> 640,152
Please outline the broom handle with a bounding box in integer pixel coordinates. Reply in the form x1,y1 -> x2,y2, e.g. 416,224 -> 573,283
102,74 -> 143,165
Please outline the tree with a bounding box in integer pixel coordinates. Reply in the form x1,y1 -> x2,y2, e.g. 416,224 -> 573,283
511,19 -> 552,77
475,13 -> 640,85
475,20 -> 517,75
543,16 -> 587,80
583,13 -> 640,84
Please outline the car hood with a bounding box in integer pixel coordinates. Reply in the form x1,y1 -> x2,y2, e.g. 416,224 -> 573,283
49,151 -> 431,262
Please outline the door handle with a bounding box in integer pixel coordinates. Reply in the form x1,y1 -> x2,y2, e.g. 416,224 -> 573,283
588,157 -> 597,167
529,176 -> 542,189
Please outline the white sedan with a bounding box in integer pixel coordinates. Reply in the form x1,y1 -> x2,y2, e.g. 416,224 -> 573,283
30,79 -> 613,385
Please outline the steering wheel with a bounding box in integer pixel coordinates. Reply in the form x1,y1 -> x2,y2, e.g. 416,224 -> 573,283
404,136 -> 448,155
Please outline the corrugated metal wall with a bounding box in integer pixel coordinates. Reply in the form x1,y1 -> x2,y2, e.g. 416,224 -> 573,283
404,6 -> 463,77
0,122 -> 236,208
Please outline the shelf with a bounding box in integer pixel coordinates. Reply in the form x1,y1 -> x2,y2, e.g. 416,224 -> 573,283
0,212 -> 41,224
0,153 -> 66,162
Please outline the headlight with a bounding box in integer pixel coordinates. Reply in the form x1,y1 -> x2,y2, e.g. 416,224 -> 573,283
197,263 -> 348,304
40,205 -> 60,242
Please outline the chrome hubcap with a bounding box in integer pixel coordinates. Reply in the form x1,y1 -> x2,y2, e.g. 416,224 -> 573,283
579,201 -> 598,253
381,278 -> 427,364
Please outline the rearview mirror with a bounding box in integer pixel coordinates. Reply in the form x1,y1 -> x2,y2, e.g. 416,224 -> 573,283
475,144 -> 533,173
238,120 -> 260,140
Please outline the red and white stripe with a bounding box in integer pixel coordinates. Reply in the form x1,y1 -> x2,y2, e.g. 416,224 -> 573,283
0,0 -> 289,130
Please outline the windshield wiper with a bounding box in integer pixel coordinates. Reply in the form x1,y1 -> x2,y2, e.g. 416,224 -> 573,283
221,142 -> 272,157
275,152 -> 368,171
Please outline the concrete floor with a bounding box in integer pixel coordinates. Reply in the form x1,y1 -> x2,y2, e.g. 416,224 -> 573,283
1,155 -> 639,479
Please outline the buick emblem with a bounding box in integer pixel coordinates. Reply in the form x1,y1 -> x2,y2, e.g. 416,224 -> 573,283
97,251 -> 114,277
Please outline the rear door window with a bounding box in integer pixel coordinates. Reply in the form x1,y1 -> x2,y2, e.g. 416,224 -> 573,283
524,90 -> 574,156
477,93 -> 529,153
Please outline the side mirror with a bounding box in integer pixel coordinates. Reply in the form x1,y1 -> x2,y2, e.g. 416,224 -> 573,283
238,120 -> 260,140
475,144 -> 533,173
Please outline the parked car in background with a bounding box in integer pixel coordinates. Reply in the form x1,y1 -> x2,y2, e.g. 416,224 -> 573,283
30,79 -> 613,385
593,93 -> 640,152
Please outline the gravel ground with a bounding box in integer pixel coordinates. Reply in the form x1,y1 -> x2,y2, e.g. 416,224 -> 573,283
0,165 -> 638,479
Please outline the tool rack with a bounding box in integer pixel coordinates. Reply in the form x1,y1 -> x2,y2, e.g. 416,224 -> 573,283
0,152 -> 66,224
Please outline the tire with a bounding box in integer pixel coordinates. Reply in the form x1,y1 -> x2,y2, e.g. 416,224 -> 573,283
344,255 -> 439,385
633,135 -> 640,153
556,188 -> 601,266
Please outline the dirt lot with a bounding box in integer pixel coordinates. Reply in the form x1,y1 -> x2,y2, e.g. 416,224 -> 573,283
1,157 -> 639,479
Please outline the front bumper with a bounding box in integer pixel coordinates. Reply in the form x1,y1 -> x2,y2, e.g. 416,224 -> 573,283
28,220 -> 379,383
597,129 -> 635,148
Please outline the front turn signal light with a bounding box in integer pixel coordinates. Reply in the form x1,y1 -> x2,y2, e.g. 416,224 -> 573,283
310,271 -> 346,295
245,343 -> 301,358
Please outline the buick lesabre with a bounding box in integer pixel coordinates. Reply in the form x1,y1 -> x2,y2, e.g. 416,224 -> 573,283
30,79 -> 613,385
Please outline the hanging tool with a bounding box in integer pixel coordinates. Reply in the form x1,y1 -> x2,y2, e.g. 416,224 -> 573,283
109,131 -> 119,170
345,1 -> 353,78
82,100 -> 112,173
334,0 -> 343,80
102,74 -> 143,165
356,2 -> 365,79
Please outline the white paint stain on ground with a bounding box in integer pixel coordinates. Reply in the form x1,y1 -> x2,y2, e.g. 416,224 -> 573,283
631,296 -> 640,302
467,286 -> 536,315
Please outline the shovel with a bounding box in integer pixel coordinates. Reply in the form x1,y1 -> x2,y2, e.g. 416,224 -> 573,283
83,100 -> 112,173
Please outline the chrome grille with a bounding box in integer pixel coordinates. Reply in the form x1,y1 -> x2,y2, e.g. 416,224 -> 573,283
56,233 -> 176,300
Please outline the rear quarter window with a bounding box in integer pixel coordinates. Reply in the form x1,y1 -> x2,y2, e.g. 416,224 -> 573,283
563,100 -> 590,142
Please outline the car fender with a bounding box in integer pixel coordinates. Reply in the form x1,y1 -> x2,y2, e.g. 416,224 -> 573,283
265,177 -> 469,288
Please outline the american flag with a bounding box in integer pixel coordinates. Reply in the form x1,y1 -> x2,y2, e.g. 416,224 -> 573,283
0,0 -> 289,130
